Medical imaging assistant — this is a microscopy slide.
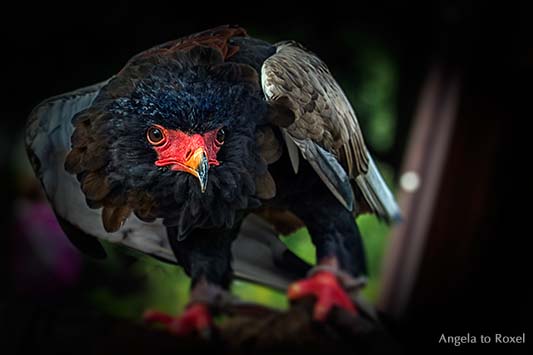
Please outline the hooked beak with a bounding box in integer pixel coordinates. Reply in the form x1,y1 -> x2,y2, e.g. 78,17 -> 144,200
184,147 -> 209,193
152,129 -> 220,193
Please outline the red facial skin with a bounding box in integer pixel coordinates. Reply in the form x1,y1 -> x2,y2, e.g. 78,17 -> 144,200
148,125 -> 222,172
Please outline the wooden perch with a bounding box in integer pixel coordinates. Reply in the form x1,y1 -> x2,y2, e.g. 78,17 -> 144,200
4,296 -> 399,355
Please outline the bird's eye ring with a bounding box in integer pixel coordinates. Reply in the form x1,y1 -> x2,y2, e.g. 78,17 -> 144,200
215,128 -> 225,145
146,125 -> 166,146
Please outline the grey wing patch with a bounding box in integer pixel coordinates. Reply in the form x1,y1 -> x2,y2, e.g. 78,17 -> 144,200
25,80 -> 112,179
56,214 -> 107,259
281,129 -> 300,174
355,156 -> 402,223
25,78 -> 176,263
232,214 -> 311,290
26,79 -> 112,216
289,136 -> 354,211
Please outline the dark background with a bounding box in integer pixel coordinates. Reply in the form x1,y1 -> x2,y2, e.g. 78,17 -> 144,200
1,2 -> 529,354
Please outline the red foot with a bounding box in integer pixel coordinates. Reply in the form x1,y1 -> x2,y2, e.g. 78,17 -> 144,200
143,303 -> 212,336
288,271 -> 357,321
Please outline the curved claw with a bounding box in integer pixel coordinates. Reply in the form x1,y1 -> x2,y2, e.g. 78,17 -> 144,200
144,303 -> 213,337
288,271 -> 357,321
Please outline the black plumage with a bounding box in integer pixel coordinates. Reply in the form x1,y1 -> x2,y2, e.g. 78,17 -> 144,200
26,25 -> 400,332
66,43 -> 270,237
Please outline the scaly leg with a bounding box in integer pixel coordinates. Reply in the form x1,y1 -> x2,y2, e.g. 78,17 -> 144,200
145,226 -> 238,336
289,183 -> 367,321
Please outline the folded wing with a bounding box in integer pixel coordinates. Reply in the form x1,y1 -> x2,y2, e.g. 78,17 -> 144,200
261,41 -> 400,222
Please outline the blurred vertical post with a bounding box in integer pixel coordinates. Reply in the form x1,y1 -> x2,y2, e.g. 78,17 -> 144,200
378,64 -> 461,318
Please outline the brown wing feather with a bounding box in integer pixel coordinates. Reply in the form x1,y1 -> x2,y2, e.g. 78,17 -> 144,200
261,41 -> 369,178
125,25 -> 248,68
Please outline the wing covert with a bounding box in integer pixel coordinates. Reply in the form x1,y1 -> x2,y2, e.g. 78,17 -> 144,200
261,41 -> 369,178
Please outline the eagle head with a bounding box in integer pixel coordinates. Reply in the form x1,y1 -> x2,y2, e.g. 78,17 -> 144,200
64,49 -> 269,238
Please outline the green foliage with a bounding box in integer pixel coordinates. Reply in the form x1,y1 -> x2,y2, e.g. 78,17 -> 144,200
357,215 -> 391,301
232,280 -> 288,310
87,247 -> 190,319
280,229 -> 316,265
353,49 -> 397,153
338,32 -> 398,154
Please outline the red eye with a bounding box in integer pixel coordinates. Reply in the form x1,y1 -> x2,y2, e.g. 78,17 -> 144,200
146,125 -> 166,146
215,128 -> 225,145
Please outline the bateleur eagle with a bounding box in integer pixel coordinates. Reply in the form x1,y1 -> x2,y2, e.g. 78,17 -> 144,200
26,25 -> 400,334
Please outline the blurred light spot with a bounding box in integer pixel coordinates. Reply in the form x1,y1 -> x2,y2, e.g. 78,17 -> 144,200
400,171 -> 420,192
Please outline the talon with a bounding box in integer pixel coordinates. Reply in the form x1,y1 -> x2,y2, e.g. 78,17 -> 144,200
144,303 -> 213,336
288,271 -> 357,321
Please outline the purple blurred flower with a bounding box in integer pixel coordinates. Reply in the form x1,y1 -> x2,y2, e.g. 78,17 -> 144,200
12,199 -> 82,295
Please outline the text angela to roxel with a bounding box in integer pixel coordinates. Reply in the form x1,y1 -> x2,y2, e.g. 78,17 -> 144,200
439,333 -> 526,346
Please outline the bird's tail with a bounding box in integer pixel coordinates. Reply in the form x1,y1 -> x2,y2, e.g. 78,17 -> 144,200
355,156 -> 402,223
